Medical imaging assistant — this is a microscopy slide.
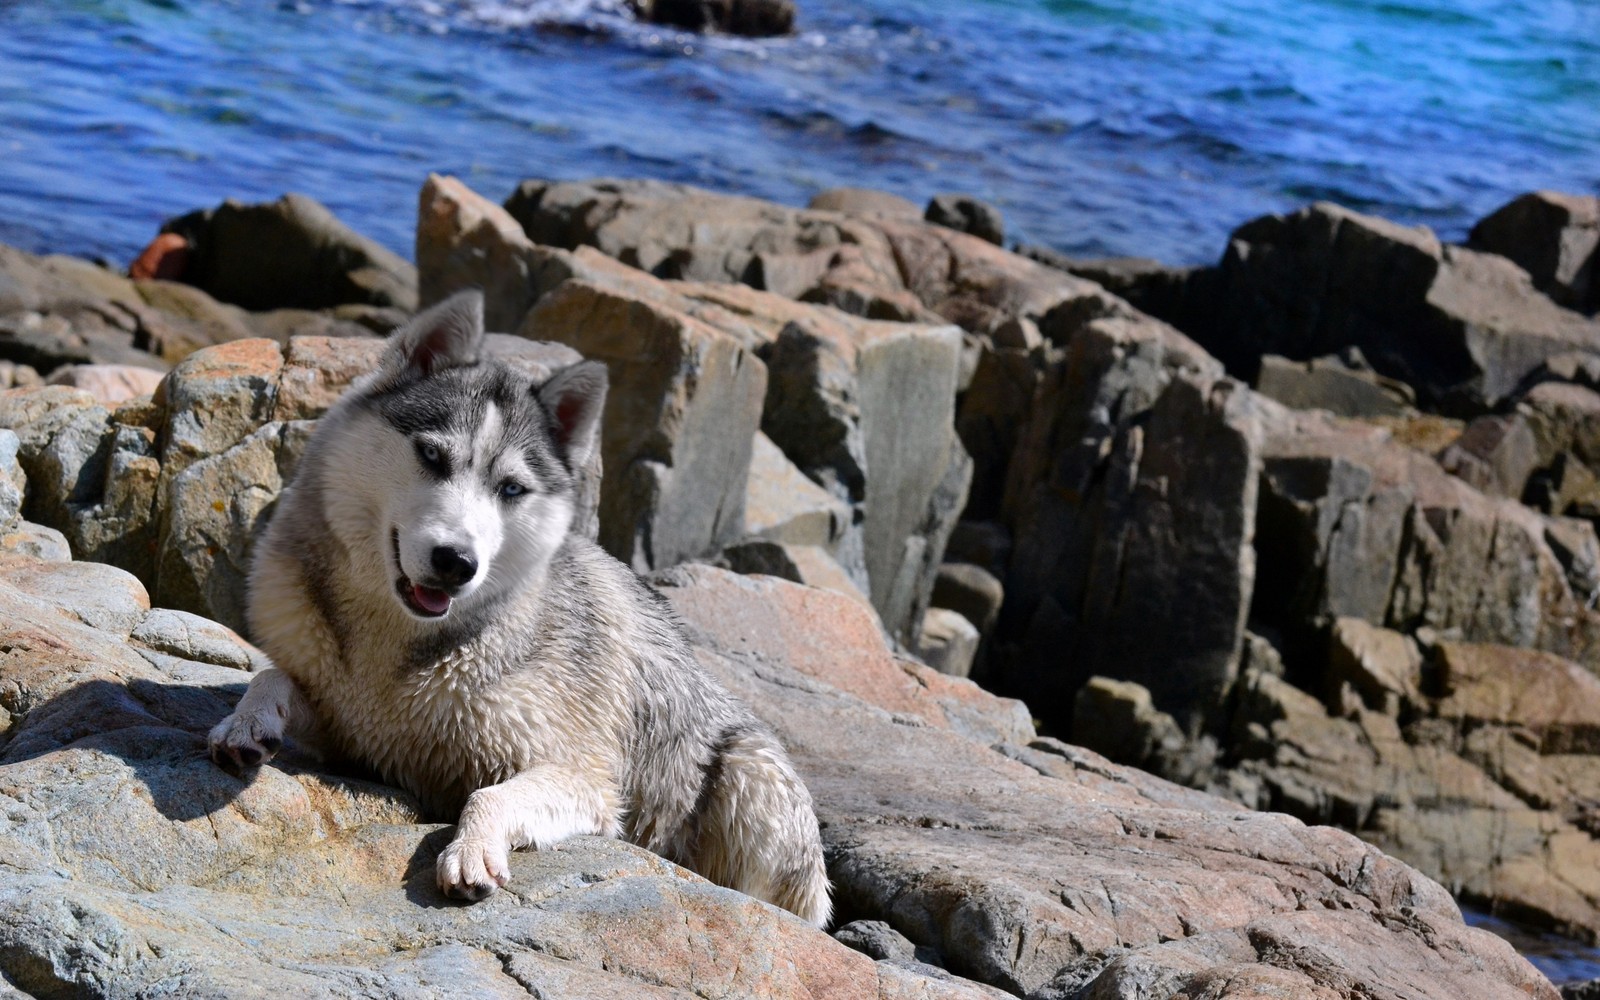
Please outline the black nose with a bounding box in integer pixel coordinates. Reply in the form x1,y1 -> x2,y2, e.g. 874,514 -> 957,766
430,546 -> 478,588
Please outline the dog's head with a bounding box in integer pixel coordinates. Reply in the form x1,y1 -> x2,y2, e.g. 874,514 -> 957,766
326,290 -> 606,623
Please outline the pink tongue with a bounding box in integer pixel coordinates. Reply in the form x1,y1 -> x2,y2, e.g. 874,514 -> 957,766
411,583 -> 452,615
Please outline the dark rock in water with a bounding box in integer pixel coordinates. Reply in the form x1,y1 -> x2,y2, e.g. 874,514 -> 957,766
1469,191 -> 1599,316
160,193 -> 417,313
1207,201 -> 1600,412
925,193 -> 1004,246
631,0 -> 796,36
1255,352 -> 1415,419
808,187 -> 922,220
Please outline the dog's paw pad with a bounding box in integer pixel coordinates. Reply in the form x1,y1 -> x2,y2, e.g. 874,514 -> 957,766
207,710 -> 284,775
437,838 -> 510,902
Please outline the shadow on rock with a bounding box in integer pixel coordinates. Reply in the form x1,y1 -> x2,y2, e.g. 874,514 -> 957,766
0,675 -> 414,825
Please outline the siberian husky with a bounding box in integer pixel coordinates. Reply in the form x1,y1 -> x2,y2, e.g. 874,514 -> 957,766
208,290 -> 831,925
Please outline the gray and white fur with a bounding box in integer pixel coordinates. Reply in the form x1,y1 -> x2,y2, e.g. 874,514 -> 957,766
208,290 -> 831,925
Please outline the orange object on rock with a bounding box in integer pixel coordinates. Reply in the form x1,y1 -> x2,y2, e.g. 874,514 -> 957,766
130,232 -> 190,281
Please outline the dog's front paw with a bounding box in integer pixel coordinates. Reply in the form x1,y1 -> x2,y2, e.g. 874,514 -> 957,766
437,835 -> 511,901
207,710 -> 284,776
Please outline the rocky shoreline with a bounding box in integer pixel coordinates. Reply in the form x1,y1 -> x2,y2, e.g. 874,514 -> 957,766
2,173 -> 1598,997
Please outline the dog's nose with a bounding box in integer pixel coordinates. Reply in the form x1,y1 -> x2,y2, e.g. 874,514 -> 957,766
430,546 -> 478,588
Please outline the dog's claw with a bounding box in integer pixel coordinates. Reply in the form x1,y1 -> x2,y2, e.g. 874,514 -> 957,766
437,836 -> 511,902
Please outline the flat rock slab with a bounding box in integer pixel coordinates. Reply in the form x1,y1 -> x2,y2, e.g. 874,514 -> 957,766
0,550 -> 995,1000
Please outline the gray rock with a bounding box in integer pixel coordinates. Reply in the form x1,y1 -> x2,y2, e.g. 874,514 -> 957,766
1438,412 -> 1541,498
1017,244 -> 1222,344
1255,352 -> 1415,418
743,430 -> 850,551
1213,201 -> 1600,410
711,538 -> 872,610
1002,340 -> 1262,733
914,607 -> 980,678
1070,676 -> 1188,771
943,519 -> 1012,580
930,562 -> 1004,638
924,194 -> 1004,246
0,360 -> 43,388
0,428 -> 21,531
955,344 -> 1039,520
500,177 -> 1113,337
523,279 -> 767,573
1326,617 -> 1422,716
415,173 -> 599,332
160,192 -> 418,312
157,420 -> 312,633
1469,190 -> 1599,315
1564,977 -> 1600,1000
807,188 -> 922,220
834,919 -> 946,968
131,608 -> 267,672
0,520 -> 69,561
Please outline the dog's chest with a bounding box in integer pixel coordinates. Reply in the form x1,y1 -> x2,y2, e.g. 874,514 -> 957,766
317,642 -> 613,813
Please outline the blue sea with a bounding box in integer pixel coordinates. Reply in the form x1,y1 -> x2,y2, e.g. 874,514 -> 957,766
0,0 -> 1595,269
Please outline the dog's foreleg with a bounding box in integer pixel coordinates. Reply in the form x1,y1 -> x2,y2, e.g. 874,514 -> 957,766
436,762 -> 621,901
207,668 -> 313,775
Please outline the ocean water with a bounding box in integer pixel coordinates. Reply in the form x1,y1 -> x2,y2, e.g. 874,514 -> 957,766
0,0 -> 1595,269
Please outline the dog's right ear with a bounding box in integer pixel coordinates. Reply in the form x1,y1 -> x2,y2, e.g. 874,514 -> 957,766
379,290 -> 485,380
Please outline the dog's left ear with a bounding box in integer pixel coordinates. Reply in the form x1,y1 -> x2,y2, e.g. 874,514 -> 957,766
381,290 -> 485,379
537,360 -> 608,471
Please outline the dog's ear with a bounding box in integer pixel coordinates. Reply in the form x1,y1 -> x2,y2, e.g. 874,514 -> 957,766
537,360 -> 608,471
381,290 -> 484,379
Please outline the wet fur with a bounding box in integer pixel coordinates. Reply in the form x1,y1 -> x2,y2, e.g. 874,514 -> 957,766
209,292 -> 831,925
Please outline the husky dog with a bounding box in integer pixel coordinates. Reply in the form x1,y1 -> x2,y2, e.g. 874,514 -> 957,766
208,290 -> 831,925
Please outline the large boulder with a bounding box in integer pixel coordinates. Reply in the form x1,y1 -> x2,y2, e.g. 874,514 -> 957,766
160,193 -> 418,312
994,313 -> 1253,733
500,177 -> 1121,337
1209,202 -> 1600,411
1469,191 -> 1598,315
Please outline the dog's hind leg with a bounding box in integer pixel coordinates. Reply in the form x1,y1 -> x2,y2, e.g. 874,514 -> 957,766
694,727 -> 832,927
436,761 -> 623,901
208,668 -> 316,775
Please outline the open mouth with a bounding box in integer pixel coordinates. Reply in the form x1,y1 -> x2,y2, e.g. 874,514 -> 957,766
391,528 -> 453,619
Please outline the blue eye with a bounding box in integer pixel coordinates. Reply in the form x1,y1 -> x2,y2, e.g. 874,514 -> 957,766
416,441 -> 443,468
500,481 -> 526,499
